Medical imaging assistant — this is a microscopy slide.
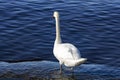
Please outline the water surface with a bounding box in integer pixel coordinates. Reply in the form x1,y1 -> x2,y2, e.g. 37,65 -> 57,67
0,0 -> 120,79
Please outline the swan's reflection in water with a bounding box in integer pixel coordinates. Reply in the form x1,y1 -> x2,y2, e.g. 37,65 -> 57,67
49,69 -> 76,80
49,68 -> 100,80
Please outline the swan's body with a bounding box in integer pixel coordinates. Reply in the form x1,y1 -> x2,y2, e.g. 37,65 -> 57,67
53,11 -> 87,72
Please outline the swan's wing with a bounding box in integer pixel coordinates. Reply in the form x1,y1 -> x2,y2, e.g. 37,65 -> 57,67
57,43 -> 81,60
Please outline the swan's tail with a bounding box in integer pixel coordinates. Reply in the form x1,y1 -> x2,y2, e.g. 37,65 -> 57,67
75,58 -> 87,66
64,58 -> 87,67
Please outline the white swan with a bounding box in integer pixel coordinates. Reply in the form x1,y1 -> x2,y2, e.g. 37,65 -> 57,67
53,11 -> 87,73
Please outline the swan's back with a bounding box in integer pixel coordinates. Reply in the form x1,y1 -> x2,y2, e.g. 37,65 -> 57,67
53,43 -> 81,62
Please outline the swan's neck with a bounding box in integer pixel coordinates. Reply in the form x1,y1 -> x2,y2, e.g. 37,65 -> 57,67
55,15 -> 62,44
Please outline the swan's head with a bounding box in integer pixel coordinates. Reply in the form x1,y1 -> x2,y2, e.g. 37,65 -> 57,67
53,11 -> 59,18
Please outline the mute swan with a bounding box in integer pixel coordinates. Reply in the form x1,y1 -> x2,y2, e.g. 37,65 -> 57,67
53,11 -> 87,73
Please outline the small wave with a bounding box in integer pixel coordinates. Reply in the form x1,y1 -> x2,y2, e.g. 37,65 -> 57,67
0,61 -> 119,80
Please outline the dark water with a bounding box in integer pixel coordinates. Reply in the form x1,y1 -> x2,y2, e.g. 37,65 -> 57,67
0,0 -> 120,79
0,61 -> 120,80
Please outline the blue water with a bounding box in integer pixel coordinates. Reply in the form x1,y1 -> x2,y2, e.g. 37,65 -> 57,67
0,0 -> 120,79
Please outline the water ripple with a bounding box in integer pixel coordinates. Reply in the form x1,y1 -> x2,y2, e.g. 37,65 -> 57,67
0,0 -> 120,67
